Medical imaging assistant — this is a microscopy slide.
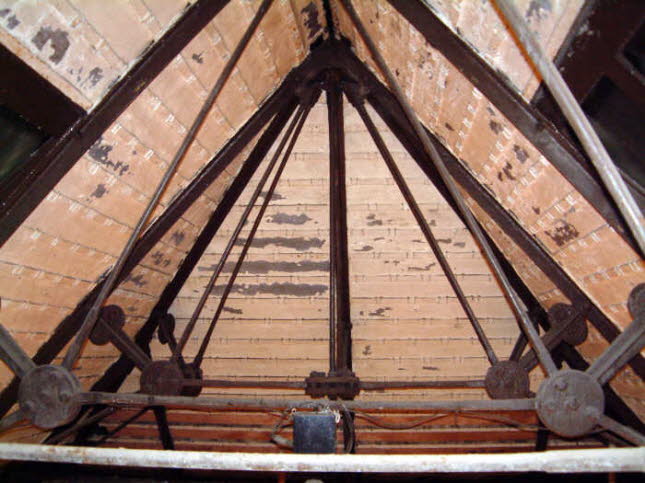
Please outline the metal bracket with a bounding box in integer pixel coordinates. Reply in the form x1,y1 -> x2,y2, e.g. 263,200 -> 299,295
305,370 -> 361,400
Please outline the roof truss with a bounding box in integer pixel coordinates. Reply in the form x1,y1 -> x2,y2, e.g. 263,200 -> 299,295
0,0 -> 643,455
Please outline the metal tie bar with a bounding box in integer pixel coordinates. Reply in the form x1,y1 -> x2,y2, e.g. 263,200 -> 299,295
348,93 -> 499,366
93,407 -> 150,447
62,0 -> 275,370
172,105 -> 305,360
0,324 -> 36,379
77,391 -> 536,412
327,76 -> 353,372
494,0 -> 645,256
587,314 -> 645,385
193,100 -> 315,367
339,0 -> 558,376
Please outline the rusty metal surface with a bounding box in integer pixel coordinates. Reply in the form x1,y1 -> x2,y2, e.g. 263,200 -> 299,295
548,303 -> 588,347
305,370 -> 360,400
628,283 -> 645,319
78,391 -> 536,412
179,362 -> 203,398
0,443 -> 642,472
536,369 -> 604,438
139,361 -> 184,396
156,314 -> 175,347
18,365 -> 81,429
485,361 -> 530,400
90,306 -> 125,346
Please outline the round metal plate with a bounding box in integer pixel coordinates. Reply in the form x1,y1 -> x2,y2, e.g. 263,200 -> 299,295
18,365 -> 81,429
140,361 -> 184,396
627,283 -> 645,319
536,369 -> 604,438
548,303 -> 587,346
484,361 -> 530,399
180,362 -> 203,397
90,305 -> 125,346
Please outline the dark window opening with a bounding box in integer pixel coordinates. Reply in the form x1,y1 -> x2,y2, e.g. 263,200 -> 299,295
582,76 -> 645,187
0,106 -> 47,182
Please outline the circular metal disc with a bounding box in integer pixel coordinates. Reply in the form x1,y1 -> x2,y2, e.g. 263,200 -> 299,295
536,369 -> 604,438
484,360 -> 530,399
90,305 -> 125,346
140,361 -> 184,396
18,365 -> 81,429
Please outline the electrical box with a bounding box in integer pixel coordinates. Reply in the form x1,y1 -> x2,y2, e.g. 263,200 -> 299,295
293,412 -> 337,453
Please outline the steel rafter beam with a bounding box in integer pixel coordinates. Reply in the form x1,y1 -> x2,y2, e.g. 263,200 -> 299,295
152,407 -> 174,450
386,0 -> 639,254
494,0 -> 644,254
327,73 -> 353,372
0,60 -> 302,419
0,0 -> 232,247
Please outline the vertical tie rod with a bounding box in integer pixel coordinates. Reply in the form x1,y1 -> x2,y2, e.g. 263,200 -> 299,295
327,76 -> 353,372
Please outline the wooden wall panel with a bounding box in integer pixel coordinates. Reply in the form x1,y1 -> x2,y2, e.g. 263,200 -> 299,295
422,0 -> 585,99
0,0 -> 191,109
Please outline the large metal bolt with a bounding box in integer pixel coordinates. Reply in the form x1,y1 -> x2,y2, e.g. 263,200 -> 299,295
59,390 -> 71,403
554,379 -> 568,391
565,397 -> 580,410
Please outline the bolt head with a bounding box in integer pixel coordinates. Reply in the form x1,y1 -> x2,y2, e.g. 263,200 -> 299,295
554,379 -> 568,391
565,397 -> 581,410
